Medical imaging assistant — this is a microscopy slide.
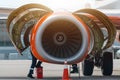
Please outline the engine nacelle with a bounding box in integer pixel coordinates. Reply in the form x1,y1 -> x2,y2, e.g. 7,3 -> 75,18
7,4 -> 116,64
30,12 -> 91,64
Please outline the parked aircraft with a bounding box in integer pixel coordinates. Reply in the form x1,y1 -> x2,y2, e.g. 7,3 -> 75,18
6,3 -> 120,76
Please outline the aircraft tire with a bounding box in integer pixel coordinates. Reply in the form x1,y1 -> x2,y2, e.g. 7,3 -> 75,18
82,59 -> 94,76
101,52 -> 113,76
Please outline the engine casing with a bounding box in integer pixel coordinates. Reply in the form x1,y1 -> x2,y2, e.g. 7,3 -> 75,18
30,12 -> 90,64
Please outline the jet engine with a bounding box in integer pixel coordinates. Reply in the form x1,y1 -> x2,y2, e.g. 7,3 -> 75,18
30,12 -> 92,64
7,4 -> 116,64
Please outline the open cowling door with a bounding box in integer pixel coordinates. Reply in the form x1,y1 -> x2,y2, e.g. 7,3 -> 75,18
6,3 -> 53,53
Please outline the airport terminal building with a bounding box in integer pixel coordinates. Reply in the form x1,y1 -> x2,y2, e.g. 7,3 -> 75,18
0,8 -> 31,60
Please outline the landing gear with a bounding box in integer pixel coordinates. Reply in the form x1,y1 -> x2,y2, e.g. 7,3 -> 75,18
82,51 -> 113,76
82,59 -> 94,76
101,52 -> 113,76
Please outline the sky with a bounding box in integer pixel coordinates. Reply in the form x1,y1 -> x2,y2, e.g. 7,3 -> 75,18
0,0 -> 95,11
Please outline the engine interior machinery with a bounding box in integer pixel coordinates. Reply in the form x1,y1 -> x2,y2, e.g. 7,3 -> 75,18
7,3 -> 120,76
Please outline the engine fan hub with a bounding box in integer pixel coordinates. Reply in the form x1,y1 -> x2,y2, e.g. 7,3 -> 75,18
54,32 -> 66,45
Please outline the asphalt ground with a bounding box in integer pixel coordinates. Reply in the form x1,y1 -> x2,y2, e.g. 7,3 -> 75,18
0,76 -> 120,80
0,60 -> 120,80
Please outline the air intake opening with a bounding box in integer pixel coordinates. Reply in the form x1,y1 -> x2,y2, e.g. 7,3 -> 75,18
42,19 -> 82,58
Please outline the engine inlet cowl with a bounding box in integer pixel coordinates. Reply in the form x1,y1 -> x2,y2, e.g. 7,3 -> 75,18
30,12 -> 90,64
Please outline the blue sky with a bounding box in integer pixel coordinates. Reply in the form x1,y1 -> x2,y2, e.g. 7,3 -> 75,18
0,0 -> 95,11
